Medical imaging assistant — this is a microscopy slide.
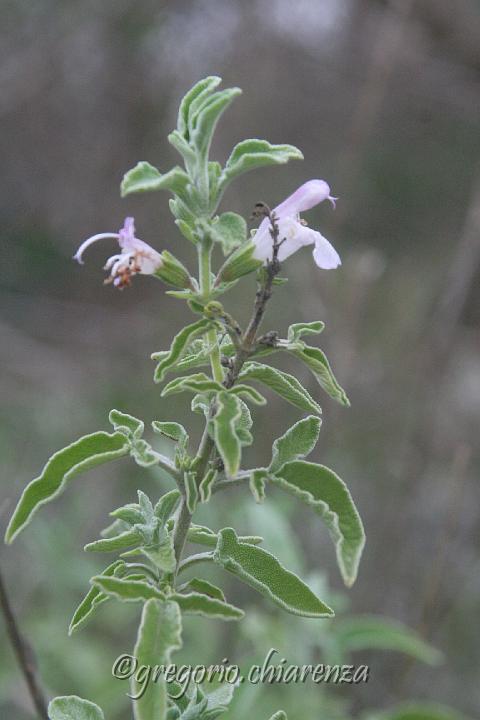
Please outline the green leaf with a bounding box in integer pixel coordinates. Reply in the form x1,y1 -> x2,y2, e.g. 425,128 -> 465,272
230,384 -> 267,406
191,88 -> 242,156
214,528 -> 333,617
109,409 -> 144,439
269,416 -> 321,474
187,524 -> 262,548
177,76 -> 221,137
198,468 -> 217,503
84,528 -> 142,553
180,577 -> 225,602
334,616 -> 442,665
132,599 -> 182,720
154,490 -> 181,525
91,575 -> 165,603
184,471 -> 199,514
210,212 -> 247,255
69,560 -> 125,635
272,461 -> 365,586
238,362 -> 322,415
249,469 -> 268,503
287,321 -> 325,343
121,162 -> 190,198
152,422 -> 189,451
268,713 -> 288,720
212,392 -> 242,477
153,319 -> 212,383
162,373 -> 223,398
290,346 -> 349,406
5,431 -> 129,543
220,139 -> 303,188
48,695 -> 104,720
172,591 -> 244,621
110,502 -> 144,525
131,439 -> 159,468
143,533 -> 176,574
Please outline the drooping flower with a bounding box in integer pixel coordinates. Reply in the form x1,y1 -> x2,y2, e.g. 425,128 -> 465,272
252,179 -> 341,269
74,217 -> 164,288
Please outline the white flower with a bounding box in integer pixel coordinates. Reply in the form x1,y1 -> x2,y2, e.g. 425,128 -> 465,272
252,179 -> 341,269
74,217 -> 163,288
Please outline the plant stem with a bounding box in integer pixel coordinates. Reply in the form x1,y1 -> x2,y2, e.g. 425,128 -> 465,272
173,211 -> 281,573
0,565 -> 49,719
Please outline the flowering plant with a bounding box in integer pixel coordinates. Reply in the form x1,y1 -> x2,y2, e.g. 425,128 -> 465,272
5,76 -> 367,720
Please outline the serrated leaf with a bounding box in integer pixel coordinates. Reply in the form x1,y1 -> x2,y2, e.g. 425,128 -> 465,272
84,528 -> 142,553
109,409 -> 144,439
210,212 -> 247,255
212,392 -> 242,477
180,577 -> 226,601
290,346 -> 349,406
172,591 -> 244,621
334,616 -> 442,665
48,695 -> 104,720
214,528 -> 333,617
5,431 -> 129,543
92,575 -> 165,603
69,560 -> 125,635
269,416 -> 321,474
133,599 -> 182,720
153,319 -> 212,383
238,362 -> 322,415
121,162 -> 190,198
272,461 -> 365,586
287,321 -> 325,343
220,139 -> 303,189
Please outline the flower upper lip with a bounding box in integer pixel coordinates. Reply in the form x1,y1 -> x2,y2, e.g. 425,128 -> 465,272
74,217 -> 163,288
251,179 -> 341,270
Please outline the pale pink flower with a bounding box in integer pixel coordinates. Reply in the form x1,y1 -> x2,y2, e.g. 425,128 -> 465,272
74,217 -> 163,288
252,179 -> 341,269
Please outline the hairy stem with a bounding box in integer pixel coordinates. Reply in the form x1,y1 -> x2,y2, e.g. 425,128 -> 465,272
0,566 -> 49,719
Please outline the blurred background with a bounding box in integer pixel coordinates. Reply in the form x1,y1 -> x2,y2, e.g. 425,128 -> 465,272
1,0 -> 479,718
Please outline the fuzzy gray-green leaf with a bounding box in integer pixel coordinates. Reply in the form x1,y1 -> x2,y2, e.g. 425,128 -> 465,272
132,599 -> 182,720
48,695 -> 104,720
153,319 -> 212,383
272,461 -> 365,586
238,362 -> 322,415
269,416 -> 321,474
214,528 -> 333,617
5,431 -> 129,544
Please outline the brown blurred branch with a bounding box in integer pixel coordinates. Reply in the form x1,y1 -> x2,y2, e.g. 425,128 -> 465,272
0,566 -> 49,719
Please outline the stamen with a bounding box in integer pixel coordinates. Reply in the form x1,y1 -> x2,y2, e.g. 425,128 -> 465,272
73,233 -> 120,264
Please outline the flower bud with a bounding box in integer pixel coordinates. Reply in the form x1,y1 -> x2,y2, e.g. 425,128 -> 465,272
154,251 -> 195,289
215,240 -> 263,284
